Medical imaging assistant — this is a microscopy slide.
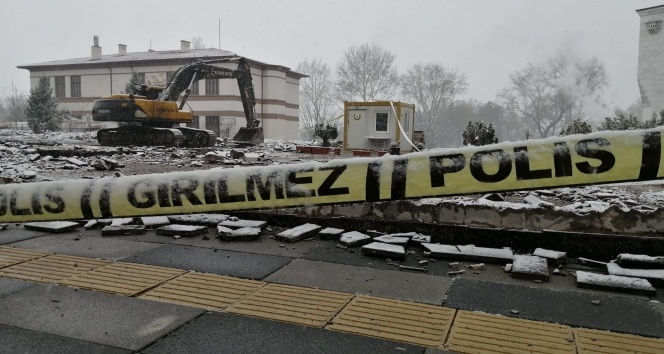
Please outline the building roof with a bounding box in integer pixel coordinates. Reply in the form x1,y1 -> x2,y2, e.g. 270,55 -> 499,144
636,4 -> 664,13
18,48 -> 306,79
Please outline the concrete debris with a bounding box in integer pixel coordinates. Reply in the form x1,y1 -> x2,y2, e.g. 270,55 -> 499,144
168,213 -> 230,226
577,257 -> 608,271
423,244 -> 514,264
110,218 -> 134,227
203,152 -> 224,163
411,234 -> 431,244
229,149 -> 245,159
591,300 -> 601,306
156,224 -> 208,237
365,230 -> 385,237
101,225 -> 146,236
419,260 -> 429,265
362,242 -> 406,260
553,268 -> 562,275
219,219 -> 266,229
373,235 -> 410,245
64,157 -> 88,166
21,170 -> 37,179
512,255 -> 549,282
90,159 -> 113,171
449,262 -> 462,268
448,270 -> 465,276
607,262 -> 664,284
399,265 -> 427,272
318,227 -> 344,240
274,223 -> 322,243
84,220 -> 98,229
480,193 -> 504,202
504,264 -> 513,272
533,248 -> 567,266
468,263 -> 485,270
0,223 -> 8,230
140,216 -> 171,228
524,194 -> 554,208
576,271 -> 656,296
219,227 -> 261,241
23,221 -> 80,233
510,309 -> 520,315
616,254 -> 664,269
339,231 -> 372,247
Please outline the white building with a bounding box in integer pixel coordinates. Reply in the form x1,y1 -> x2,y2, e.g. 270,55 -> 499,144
343,101 -> 416,152
637,4 -> 664,120
17,36 -> 305,139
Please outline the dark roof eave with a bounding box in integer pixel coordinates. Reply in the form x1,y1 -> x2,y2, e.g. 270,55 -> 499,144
636,4 -> 664,12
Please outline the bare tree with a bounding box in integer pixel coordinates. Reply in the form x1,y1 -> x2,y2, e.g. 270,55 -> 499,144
401,63 -> 467,148
2,81 -> 27,129
190,37 -> 207,49
296,59 -> 340,139
336,43 -> 399,102
499,54 -> 608,138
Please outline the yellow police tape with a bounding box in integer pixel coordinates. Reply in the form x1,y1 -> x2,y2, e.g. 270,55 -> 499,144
0,128 -> 663,223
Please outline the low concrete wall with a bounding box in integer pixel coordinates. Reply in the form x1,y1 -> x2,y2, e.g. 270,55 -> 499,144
270,200 -> 664,236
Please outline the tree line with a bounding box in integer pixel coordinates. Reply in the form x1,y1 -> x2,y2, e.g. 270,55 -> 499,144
297,42 -> 658,148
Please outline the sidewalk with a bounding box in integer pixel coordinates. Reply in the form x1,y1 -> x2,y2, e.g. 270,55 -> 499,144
1,222 -> 663,353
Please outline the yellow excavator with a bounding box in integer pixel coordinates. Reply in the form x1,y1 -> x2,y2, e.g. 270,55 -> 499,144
91,57 -> 263,147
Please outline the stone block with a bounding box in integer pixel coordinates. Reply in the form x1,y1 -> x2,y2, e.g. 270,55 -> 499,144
616,253 -> 664,269
318,227 -> 344,240
219,227 -> 261,241
23,221 -> 80,233
140,216 -> 171,228
533,248 -> 567,266
576,271 -> 656,297
339,231 -> 372,247
218,219 -> 266,229
362,242 -> 406,260
274,223 -> 322,243
511,255 -> 549,282
168,213 -> 230,226
422,244 -> 514,264
156,225 -> 208,237
101,225 -> 146,236
373,235 -> 409,246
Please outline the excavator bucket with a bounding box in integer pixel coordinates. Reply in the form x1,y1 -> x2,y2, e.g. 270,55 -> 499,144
232,127 -> 264,145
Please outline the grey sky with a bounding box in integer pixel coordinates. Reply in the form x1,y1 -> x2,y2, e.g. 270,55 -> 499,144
1,0 -> 661,116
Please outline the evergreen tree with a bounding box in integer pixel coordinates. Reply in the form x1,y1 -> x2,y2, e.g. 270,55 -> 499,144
124,72 -> 143,94
314,123 -> 338,147
642,110 -> 664,129
25,77 -> 60,133
599,114 -> 642,131
560,118 -> 592,136
462,121 -> 498,146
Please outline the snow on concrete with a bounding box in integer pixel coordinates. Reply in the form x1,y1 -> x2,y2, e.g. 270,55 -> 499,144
362,242 -> 406,260
607,262 -> 664,283
140,216 -> 171,228
576,271 -> 656,296
23,221 -> 79,233
422,244 -> 514,263
339,231 -> 372,247
533,248 -> 567,265
156,224 -> 208,237
511,255 -> 550,281
110,218 -> 134,227
168,214 -> 230,226
319,227 -> 344,235
219,219 -> 267,229
373,235 -> 410,245
616,254 -> 664,269
275,223 -> 321,243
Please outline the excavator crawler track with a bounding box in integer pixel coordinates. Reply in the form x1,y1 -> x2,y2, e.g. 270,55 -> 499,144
97,126 -> 184,147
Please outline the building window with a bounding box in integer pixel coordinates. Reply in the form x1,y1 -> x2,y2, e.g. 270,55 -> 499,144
205,79 -> 219,95
136,73 -> 145,84
55,76 -> 65,97
646,20 -> 662,35
375,112 -> 388,131
403,112 -> 410,132
70,75 -> 81,98
187,116 -> 199,128
190,81 -> 199,95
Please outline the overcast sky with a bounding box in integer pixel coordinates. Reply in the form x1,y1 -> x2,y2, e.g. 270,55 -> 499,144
1,0 -> 661,116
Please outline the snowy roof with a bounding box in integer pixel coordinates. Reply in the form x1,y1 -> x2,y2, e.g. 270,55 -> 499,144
17,48 -> 307,78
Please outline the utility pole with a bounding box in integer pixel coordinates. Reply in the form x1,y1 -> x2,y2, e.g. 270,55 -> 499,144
218,18 -> 221,49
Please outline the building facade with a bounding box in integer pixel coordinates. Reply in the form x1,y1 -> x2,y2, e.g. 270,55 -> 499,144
637,5 -> 664,120
343,101 -> 415,152
17,36 -> 305,139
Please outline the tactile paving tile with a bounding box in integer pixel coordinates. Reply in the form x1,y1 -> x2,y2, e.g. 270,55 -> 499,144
575,328 -> 664,354
140,272 -> 265,311
227,283 -> 353,327
326,295 -> 455,347
59,262 -> 186,296
0,246 -> 50,269
444,310 -> 575,353
0,254 -> 110,283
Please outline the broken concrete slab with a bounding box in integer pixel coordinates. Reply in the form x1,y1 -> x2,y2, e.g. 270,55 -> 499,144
411,234 -> 431,244
338,231 -> 372,247
511,255 -> 550,282
479,193 -> 504,202
101,225 -> 146,236
218,219 -> 267,229
365,230 -> 385,237
576,271 -> 656,296
422,244 -> 514,264
64,157 -> 88,166
318,227 -> 344,240
156,225 -> 208,237
140,216 -> 171,228
23,221 -> 79,233
578,257 -> 608,271
607,262 -> 664,285
373,235 -> 410,246
168,213 -> 230,226
110,218 -> 134,227
274,223 -> 321,243
218,227 -> 261,241
362,242 -> 406,260
533,248 -> 567,266
524,194 -> 554,208
616,254 -> 664,269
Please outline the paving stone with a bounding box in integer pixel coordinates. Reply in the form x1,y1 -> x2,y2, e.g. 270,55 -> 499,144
373,235 -> 409,245
101,225 -> 146,236
274,223 -> 322,243
219,227 -> 261,241
318,227 -> 344,240
361,242 -> 406,260
576,271 -> 656,296
511,255 -> 550,282
23,222 -> 79,233
533,247 -> 567,266
218,219 -> 267,229
338,231 -> 372,247
423,244 -> 514,264
140,216 -> 171,228
0,278 -> 33,298
156,225 -> 208,237
617,253 -> 664,269
0,324 -> 130,354
167,213 -> 230,226
607,262 -> 664,285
